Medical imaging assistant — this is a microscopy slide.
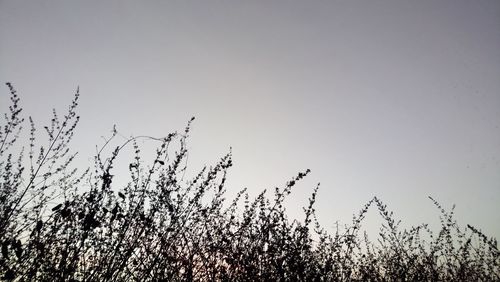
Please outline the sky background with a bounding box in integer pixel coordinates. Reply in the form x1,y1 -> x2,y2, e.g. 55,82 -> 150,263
1,1 -> 499,238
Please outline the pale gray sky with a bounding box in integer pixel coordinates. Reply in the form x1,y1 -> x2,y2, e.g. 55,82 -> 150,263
1,1 -> 499,238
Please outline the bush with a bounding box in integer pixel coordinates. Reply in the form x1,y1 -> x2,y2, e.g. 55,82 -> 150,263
1,83 -> 499,281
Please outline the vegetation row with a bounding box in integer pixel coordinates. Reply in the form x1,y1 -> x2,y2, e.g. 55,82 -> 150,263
1,83 -> 498,281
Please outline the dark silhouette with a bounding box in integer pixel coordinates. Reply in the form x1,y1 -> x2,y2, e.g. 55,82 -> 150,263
1,83 -> 498,281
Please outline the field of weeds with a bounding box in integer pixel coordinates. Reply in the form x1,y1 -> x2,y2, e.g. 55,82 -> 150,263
1,83 -> 498,281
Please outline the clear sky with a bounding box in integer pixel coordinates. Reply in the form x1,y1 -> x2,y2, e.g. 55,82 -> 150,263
1,1 -> 499,239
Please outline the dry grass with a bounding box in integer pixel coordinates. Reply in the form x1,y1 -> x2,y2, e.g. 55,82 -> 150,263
1,83 -> 498,281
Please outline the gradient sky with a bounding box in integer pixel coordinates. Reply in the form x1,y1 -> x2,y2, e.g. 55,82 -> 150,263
1,1 -> 499,239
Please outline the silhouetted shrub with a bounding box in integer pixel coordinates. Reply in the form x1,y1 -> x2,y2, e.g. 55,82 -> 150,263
1,83 -> 499,281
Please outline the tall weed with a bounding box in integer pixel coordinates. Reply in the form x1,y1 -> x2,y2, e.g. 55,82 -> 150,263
1,83 -> 498,281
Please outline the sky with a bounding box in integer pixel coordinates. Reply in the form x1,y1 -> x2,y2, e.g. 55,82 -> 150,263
1,1 -> 499,239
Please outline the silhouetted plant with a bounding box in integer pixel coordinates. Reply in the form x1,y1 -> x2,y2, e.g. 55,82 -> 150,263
1,83 -> 498,281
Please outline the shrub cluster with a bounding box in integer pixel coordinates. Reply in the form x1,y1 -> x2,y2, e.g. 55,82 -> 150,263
1,83 -> 499,281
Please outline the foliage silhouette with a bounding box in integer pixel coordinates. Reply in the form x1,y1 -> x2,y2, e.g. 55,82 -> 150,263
0,83 -> 499,281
